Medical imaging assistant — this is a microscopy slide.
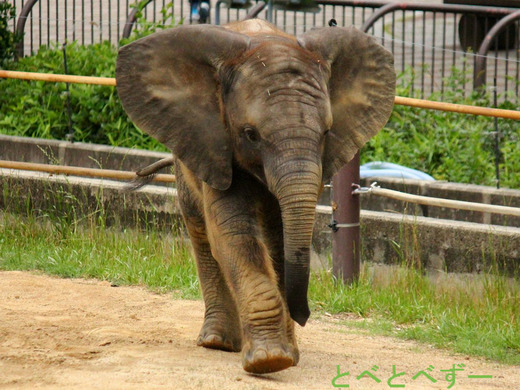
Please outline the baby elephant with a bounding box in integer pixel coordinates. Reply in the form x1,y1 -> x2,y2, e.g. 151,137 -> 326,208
116,19 -> 395,373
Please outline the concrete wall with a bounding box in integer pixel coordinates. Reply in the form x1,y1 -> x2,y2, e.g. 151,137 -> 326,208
2,168 -> 519,277
0,134 -> 171,173
3,134 -> 520,225
1,135 -> 519,276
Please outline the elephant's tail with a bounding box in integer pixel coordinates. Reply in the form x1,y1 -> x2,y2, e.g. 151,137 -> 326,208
123,157 -> 175,192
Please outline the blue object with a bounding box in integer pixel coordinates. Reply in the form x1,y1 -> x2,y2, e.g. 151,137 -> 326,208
190,0 -> 210,23
360,162 -> 435,181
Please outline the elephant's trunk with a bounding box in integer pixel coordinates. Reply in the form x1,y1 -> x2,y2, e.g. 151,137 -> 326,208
274,160 -> 321,327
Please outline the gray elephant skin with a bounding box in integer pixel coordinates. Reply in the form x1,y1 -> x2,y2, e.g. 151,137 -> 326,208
116,19 -> 395,374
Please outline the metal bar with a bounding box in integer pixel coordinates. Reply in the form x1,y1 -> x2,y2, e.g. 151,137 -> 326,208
38,0 -> 41,47
421,10 -> 426,99
452,12 -> 457,80
29,1 -> 33,54
99,0 -> 102,42
109,0 -> 112,42
15,0 -> 38,58
431,11 -> 436,95
73,0 -> 77,42
362,1 -> 514,31
505,24 -> 510,93
391,9 -> 394,54
244,2 -> 266,20
65,0 -> 68,42
55,0 -> 58,43
441,11 -> 447,97
47,0 -> 49,47
90,0 -> 93,44
117,0 -> 120,42
474,10 -> 520,90
401,9 -> 404,73
411,10 -> 415,96
82,0 -> 85,45
122,0 -> 153,39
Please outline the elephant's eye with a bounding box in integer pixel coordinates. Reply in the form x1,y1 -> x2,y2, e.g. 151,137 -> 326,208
243,127 -> 260,144
323,129 -> 330,137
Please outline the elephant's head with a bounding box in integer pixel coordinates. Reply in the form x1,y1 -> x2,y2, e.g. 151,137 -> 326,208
116,21 -> 395,326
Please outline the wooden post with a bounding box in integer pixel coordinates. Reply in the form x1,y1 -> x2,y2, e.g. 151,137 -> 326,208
332,152 -> 360,284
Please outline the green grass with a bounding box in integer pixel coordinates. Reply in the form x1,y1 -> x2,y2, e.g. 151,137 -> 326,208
0,212 -> 200,298
309,266 -> 520,365
1,207 -> 518,365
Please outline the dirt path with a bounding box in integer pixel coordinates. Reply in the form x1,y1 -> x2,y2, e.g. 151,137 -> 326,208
0,271 -> 517,389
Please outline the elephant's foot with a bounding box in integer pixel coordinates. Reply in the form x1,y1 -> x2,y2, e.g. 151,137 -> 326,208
242,340 -> 298,374
197,318 -> 242,352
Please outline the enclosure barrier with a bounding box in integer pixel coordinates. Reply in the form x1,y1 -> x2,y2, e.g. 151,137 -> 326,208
1,69 -> 520,283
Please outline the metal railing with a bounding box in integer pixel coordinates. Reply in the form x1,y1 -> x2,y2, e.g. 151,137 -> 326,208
358,2 -> 520,99
8,0 -> 520,100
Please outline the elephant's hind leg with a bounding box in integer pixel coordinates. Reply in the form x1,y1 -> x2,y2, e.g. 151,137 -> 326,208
192,234 -> 242,352
176,165 -> 242,352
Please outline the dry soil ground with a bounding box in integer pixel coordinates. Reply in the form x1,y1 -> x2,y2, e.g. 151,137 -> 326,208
0,271 -> 518,390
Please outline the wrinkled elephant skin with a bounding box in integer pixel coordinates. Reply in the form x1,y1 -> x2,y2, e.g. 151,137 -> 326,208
116,19 -> 395,374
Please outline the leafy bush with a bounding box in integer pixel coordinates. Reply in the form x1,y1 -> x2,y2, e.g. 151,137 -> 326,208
0,41 -> 166,151
0,2 -> 21,65
0,2 -> 179,151
362,67 -> 520,188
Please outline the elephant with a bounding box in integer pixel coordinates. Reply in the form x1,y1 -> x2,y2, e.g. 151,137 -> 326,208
116,19 -> 395,374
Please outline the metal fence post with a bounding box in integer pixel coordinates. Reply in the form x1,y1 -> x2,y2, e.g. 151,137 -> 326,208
332,151 -> 360,284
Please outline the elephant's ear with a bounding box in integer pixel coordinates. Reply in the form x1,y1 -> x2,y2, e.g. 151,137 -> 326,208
116,25 -> 250,190
299,26 -> 396,183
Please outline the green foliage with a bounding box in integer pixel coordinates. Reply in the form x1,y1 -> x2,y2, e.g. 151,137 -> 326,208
0,41 -> 166,150
0,1 -> 21,65
362,67 -> 520,188
0,2 -> 181,151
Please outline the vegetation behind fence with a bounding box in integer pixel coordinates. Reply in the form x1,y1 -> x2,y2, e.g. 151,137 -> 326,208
8,0 -> 520,100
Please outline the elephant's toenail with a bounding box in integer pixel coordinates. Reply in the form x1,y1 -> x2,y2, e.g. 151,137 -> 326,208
254,348 -> 268,361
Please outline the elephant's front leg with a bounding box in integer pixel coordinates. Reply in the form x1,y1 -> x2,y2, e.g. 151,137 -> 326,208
204,179 -> 298,374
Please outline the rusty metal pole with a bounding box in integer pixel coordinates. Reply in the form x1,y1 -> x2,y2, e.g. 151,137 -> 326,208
332,152 -> 360,284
